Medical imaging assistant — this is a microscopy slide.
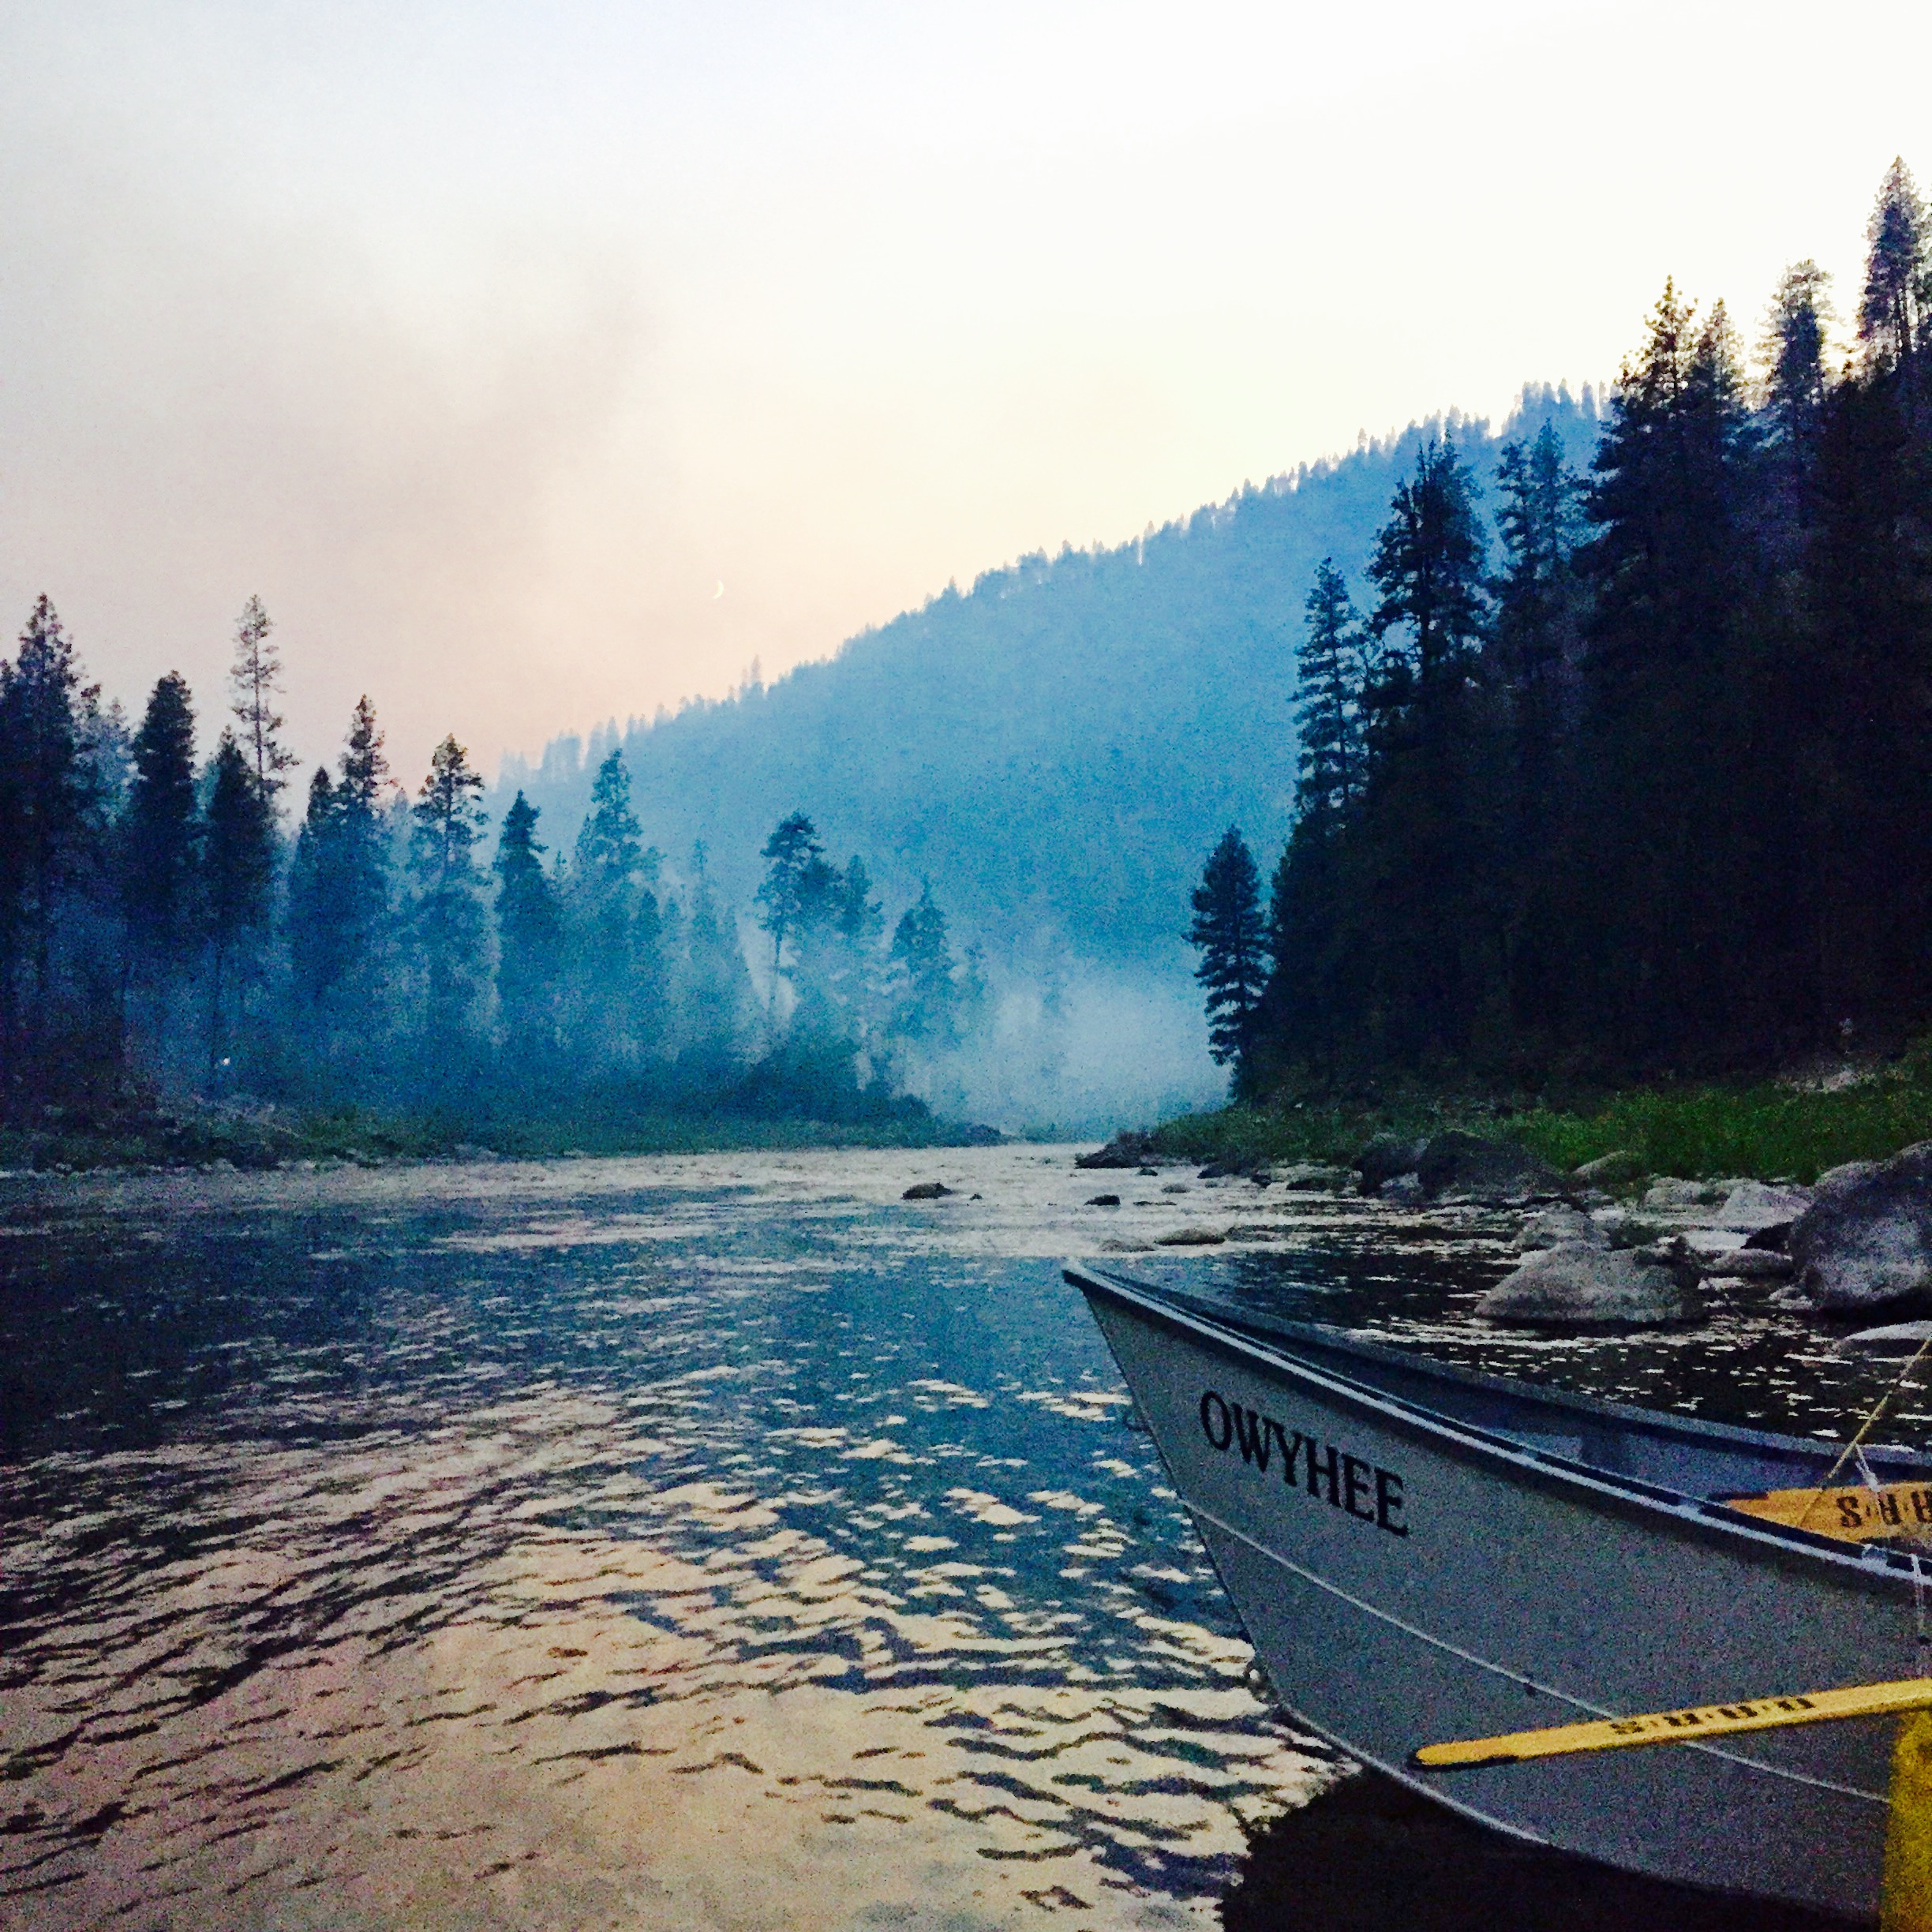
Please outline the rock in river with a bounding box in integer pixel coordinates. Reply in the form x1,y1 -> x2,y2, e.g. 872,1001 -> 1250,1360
1511,1205 -> 1608,1254
1788,1143 -> 1932,1311
902,1181 -> 957,1200
1713,1179 -> 1812,1236
1354,1136 -> 1423,1196
1476,1245 -> 1702,1328
1414,1132 -> 1569,1207
1835,1320 -> 1932,1358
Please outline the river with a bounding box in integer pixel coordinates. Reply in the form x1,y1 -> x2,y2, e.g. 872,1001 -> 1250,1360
0,1147 -> 1892,1930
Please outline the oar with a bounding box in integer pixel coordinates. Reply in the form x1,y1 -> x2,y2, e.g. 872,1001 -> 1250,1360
1413,1676 -> 1932,1769
1721,1480 -> 1932,1543
1413,1682 -> 1932,1931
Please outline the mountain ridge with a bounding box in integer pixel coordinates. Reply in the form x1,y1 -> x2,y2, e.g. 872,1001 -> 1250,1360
494,383 -> 1604,972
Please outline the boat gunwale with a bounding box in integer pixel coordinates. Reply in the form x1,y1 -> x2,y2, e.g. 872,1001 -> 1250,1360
1119,1271 -> 1923,1472
1065,1259 -> 1929,1590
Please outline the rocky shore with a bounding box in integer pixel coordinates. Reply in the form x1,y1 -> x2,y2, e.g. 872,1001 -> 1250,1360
1076,1125 -> 1932,1340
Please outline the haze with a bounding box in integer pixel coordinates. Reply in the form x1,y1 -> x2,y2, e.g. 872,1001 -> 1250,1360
2,0 -> 1923,781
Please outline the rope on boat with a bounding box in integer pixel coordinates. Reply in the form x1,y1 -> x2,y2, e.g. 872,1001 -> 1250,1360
1795,1336 -> 1932,1539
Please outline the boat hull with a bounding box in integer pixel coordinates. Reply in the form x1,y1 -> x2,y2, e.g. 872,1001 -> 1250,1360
1071,1264 -> 1923,1922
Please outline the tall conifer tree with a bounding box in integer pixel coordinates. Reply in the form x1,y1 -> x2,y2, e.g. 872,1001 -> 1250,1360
494,791 -> 561,1061
229,597 -> 294,803
201,731 -> 275,1076
122,672 -> 200,983
1187,828 -> 1267,1075
409,735 -> 489,1054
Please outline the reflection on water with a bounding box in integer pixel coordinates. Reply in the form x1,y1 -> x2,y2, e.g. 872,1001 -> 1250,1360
0,1151 -> 1327,1931
0,1149 -> 1908,1930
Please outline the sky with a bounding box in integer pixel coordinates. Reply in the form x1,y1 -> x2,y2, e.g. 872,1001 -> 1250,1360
3,0 -> 1928,787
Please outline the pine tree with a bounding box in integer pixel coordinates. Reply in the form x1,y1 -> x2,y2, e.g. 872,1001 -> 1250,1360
1579,285 -> 1765,1058
286,698 -> 392,1050
1762,261 -> 1835,513
286,767 -> 340,1017
201,730 -> 275,1078
1293,560 -> 1366,828
408,734 -> 489,1053
336,698 -> 395,1019
755,812 -> 826,977
682,841 -> 752,1073
1188,829 -> 1266,1072
1488,422 -> 1586,1040
493,791 -> 561,1061
832,854 -> 886,1047
1356,436 -> 1496,1062
122,672 -> 200,982
229,596 -> 294,802
0,597 -> 99,1034
569,747 -> 645,1059
1366,436 -> 1488,696
1860,159 -> 1929,380
887,882 -> 959,1046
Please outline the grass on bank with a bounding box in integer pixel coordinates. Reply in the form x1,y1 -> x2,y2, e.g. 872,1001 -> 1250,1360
0,1101 -> 980,1174
1152,1058 -> 1932,1186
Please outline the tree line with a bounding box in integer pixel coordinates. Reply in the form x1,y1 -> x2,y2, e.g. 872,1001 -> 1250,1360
1191,159 -> 1932,1093
0,600 -> 981,1124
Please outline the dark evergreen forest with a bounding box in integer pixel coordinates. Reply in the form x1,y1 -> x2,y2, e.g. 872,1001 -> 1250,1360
1192,160 -> 1932,1098
0,601 -> 984,1133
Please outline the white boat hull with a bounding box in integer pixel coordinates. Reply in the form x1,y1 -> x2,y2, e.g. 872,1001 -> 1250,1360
1070,1263 -> 1923,1923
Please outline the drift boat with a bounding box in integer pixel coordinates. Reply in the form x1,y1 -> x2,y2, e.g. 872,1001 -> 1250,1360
1065,1259 -> 1932,1922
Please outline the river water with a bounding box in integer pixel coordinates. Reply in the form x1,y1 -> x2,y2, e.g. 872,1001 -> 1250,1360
0,1147 -> 1909,1930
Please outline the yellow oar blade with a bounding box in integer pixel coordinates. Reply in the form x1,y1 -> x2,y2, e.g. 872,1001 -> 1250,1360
1724,1481 -> 1932,1542
1415,1678 -> 1932,1772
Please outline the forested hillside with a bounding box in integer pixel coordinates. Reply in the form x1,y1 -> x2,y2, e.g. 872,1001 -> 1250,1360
1191,160 -> 1932,1096
498,387 -> 1603,972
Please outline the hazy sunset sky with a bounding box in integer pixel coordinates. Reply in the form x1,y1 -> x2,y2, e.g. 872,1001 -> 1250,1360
4,1 -> 1926,783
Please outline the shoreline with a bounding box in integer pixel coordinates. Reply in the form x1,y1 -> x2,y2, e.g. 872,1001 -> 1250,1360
0,1099 -> 1005,1178
1146,1060 -> 1932,1189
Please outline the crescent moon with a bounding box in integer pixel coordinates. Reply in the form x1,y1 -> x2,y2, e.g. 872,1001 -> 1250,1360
713,580 -> 724,599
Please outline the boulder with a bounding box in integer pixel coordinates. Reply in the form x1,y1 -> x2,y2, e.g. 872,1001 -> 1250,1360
1834,1320 -> 1932,1358
1154,1226 -> 1228,1246
1679,1227 -> 1750,1257
1572,1149 -> 1649,1190
1714,1180 -> 1812,1236
1414,1132 -> 1569,1207
1380,1173 -> 1427,1205
902,1181 -> 957,1200
1511,1206 -> 1609,1254
1591,1208 -> 1664,1250
1198,1161 -> 1238,1180
1643,1178 -> 1725,1211
1277,1163 -> 1354,1193
1814,1158 -> 1885,1200
1788,1144 -> 1932,1312
1355,1136 -> 1423,1196
1696,1248 -> 1796,1280
1086,1193 -> 1121,1208
1475,1245 -> 1702,1328
1076,1131 -> 1158,1170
